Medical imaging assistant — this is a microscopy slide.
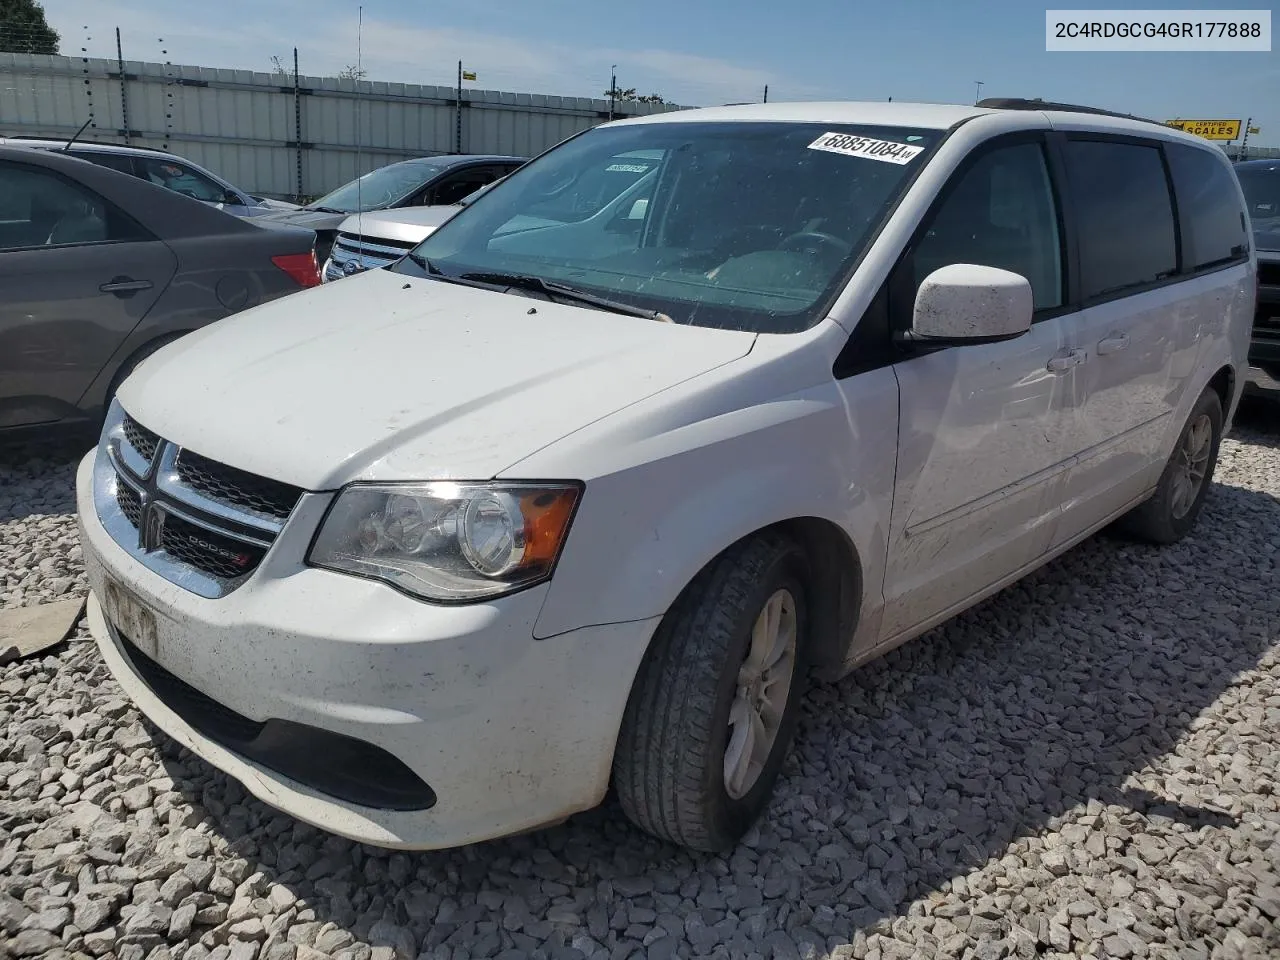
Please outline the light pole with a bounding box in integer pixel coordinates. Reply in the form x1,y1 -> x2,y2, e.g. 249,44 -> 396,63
609,65 -> 617,121
975,80 -> 984,104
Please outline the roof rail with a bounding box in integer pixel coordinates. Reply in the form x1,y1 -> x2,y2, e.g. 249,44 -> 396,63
976,97 -> 1163,126
1,134 -> 176,154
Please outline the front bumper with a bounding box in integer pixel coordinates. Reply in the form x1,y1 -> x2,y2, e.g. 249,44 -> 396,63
76,450 -> 659,849
1246,363 -> 1280,396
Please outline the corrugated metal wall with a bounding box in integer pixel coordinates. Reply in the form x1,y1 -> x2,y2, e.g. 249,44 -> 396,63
0,53 -> 685,199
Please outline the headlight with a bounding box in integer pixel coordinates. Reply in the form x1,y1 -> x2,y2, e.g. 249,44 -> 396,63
308,482 -> 581,602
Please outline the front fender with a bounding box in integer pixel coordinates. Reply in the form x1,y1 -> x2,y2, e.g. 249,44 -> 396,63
528,372 -> 899,642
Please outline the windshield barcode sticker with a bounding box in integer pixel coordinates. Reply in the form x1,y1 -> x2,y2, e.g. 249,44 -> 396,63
807,133 -> 925,165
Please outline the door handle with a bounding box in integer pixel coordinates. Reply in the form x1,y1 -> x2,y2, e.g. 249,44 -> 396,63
1046,349 -> 1086,373
99,277 -> 153,295
1097,332 -> 1131,355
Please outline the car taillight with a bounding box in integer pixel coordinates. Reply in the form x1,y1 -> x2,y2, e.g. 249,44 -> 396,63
272,251 -> 321,288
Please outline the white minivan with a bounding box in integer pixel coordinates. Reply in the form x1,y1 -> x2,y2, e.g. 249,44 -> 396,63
77,99 -> 1255,853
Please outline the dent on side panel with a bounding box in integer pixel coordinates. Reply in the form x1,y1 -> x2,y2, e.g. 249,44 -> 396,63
528,371 -> 901,647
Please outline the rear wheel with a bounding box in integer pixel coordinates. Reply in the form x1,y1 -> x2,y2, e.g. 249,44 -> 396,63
613,534 -> 811,852
1117,386 -> 1223,544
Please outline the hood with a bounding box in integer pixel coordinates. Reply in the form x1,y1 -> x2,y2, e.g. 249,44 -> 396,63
117,270 -> 756,489
256,209 -> 348,232
336,206 -> 459,244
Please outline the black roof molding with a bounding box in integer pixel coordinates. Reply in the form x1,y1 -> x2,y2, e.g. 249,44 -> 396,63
977,97 -> 1163,126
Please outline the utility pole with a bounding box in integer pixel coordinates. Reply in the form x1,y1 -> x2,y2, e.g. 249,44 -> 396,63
293,47 -> 302,202
609,65 -> 616,121
116,27 -> 130,144
974,80 -> 984,104
1239,116 -> 1253,159
456,60 -> 463,153
763,84 -> 768,103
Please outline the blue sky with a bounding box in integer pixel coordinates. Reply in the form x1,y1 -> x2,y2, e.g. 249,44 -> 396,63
46,0 -> 1279,144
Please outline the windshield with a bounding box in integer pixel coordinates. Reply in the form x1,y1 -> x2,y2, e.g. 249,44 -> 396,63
1238,165 -> 1280,248
312,160 -> 446,213
392,123 -> 941,333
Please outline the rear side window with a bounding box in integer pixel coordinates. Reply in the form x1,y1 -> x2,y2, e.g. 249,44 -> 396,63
1166,144 -> 1249,270
75,151 -> 136,177
0,162 -> 150,249
1065,140 -> 1177,300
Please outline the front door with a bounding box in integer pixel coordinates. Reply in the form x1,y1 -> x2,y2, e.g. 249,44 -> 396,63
0,160 -> 176,428
876,136 -> 1085,642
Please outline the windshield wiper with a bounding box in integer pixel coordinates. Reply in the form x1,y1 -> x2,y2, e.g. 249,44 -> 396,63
458,272 -> 673,322
308,205 -> 345,214
404,253 -> 482,288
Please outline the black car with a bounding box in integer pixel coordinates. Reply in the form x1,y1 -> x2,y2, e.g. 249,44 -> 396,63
256,154 -> 526,262
0,146 -> 319,438
1236,159 -> 1280,398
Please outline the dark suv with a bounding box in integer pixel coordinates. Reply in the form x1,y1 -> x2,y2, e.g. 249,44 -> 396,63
1237,159 -> 1280,397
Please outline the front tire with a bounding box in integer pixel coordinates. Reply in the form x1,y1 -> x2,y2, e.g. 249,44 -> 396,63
1118,386 -> 1224,544
613,534 -> 811,852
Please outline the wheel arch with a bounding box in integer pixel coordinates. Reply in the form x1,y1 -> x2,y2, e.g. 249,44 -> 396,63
769,517 -> 863,677
644,515 -> 864,679
1207,363 -> 1237,420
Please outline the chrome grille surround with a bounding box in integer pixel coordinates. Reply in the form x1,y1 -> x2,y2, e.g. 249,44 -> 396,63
328,232 -> 417,277
93,399 -> 302,599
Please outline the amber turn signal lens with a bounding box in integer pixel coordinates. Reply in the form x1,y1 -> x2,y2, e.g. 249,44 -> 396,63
519,488 -> 580,567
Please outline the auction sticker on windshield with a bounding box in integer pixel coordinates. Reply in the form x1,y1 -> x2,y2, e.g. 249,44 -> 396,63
807,133 -> 925,165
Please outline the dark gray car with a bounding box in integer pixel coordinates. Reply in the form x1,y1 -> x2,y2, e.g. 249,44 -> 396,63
1236,159 -> 1280,397
257,155 -> 526,262
0,146 -> 319,437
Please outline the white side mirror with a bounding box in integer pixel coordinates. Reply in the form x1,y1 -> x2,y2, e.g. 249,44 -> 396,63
911,263 -> 1034,343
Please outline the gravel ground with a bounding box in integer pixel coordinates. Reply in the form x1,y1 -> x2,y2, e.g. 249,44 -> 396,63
1,403 -> 1278,960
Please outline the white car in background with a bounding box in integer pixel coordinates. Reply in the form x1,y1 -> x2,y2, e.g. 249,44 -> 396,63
323,151 -> 664,282
323,205 -> 464,282
78,99 -> 1253,855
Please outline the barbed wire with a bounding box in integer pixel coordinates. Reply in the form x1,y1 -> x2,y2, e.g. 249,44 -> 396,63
1,24 -> 788,107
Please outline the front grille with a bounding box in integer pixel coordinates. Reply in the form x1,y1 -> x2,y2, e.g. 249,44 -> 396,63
117,633 -> 438,811
332,233 -> 417,271
122,415 -> 160,463
1258,261 -> 1280,287
334,232 -> 417,256
175,450 -> 301,521
117,483 -> 142,528
101,405 -> 305,597
160,513 -> 266,580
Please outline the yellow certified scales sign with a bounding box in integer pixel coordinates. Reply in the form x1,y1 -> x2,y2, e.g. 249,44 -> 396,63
1164,119 -> 1242,141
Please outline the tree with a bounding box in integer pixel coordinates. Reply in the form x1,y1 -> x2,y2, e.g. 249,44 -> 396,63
337,64 -> 367,81
604,86 -> 665,105
269,55 -> 290,78
0,0 -> 59,55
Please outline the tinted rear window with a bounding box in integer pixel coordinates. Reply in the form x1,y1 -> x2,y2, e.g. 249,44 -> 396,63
1065,139 -> 1177,300
1167,144 -> 1248,270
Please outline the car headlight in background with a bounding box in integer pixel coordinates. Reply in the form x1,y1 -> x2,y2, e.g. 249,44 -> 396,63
308,482 -> 581,602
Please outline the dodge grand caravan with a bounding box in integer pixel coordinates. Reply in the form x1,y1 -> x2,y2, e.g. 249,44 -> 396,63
76,99 -> 1255,853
